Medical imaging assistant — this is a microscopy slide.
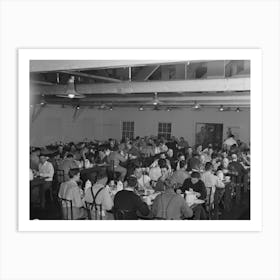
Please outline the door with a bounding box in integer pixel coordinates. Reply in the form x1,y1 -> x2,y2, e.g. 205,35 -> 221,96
195,123 -> 223,150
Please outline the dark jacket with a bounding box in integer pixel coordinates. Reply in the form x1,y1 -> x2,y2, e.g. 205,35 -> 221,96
180,178 -> 207,200
113,190 -> 150,219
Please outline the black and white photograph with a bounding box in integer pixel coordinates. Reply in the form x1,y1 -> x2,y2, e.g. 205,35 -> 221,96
28,58 -> 251,222
1,1 -> 280,280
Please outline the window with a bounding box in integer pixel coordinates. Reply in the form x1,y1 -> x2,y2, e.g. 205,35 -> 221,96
158,122 -> 172,140
122,121 -> 134,140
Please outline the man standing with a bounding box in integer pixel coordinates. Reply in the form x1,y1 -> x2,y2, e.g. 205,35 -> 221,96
223,134 -> 237,151
201,162 -> 225,215
228,154 -> 246,203
38,155 -> 54,209
107,146 -> 128,182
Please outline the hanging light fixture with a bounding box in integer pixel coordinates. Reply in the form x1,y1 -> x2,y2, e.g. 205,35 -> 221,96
56,75 -> 85,99
139,106 -> 144,111
193,101 -> 201,110
153,92 -> 159,106
236,107 -> 241,112
219,105 -> 224,111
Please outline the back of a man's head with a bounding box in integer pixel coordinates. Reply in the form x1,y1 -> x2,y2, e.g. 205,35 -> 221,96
205,162 -> 213,171
96,171 -> 108,182
126,176 -> 138,189
69,168 -> 80,178
158,158 -> 167,168
191,171 -> 200,179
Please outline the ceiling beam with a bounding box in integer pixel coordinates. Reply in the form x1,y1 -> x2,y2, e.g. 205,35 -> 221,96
59,70 -> 122,83
30,60 -> 182,72
134,65 -> 160,81
44,100 -> 250,107
44,94 -> 249,105
36,77 -> 250,95
31,80 -> 56,86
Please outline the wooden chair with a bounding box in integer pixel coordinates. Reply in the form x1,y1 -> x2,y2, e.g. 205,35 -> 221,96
106,160 -> 120,181
205,187 -> 214,220
56,170 -> 65,184
58,197 -> 73,220
85,201 -> 103,220
113,209 -> 135,220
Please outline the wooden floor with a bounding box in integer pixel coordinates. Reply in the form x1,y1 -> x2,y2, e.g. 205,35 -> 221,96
30,190 -> 250,221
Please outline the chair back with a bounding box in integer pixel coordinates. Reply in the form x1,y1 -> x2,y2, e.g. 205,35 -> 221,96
56,170 -> 65,183
106,160 -> 117,181
85,201 -> 103,220
113,209 -> 135,220
205,187 -> 214,220
85,187 -> 104,220
58,197 -> 73,220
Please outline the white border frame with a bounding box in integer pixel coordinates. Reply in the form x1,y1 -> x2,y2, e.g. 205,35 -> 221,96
19,49 -> 262,232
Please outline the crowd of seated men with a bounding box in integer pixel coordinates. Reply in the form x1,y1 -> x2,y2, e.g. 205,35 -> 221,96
30,134 -> 250,220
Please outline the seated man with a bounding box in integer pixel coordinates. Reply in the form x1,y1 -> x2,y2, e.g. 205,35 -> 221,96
134,167 -> 151,191
170,160 -> 189,187
154,164 -> 172,192
152,179 -> 193,220
187,152 -> 202,172
201,162 -> 225,206
84,172 -> 114,220
113,176 -> 150,220
58,168 -> 86,220
107,146 -> 128,182
180,172 -> 207,220
180,171 -> 207,200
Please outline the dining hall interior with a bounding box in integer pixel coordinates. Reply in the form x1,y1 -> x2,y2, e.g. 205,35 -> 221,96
29,59 -> 250,220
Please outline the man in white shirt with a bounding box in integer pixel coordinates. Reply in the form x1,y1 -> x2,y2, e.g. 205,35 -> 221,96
201,162 -> 225,205
223,134 -> 237,151
134,167 -> 151,191
84,173 -> 114,220
38,155 -> 54,209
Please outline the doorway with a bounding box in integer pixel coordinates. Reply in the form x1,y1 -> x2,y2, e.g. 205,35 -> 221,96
195,123 -> 223,150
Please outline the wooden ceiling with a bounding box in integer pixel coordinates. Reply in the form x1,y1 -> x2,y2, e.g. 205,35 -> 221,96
30,60 -> 250,109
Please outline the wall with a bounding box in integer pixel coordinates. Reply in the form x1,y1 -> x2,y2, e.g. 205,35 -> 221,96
30,105 -> 250,147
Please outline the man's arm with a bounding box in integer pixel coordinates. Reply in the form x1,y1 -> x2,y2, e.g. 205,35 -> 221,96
180,179 -> 189,193
199,180 -> 207,200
